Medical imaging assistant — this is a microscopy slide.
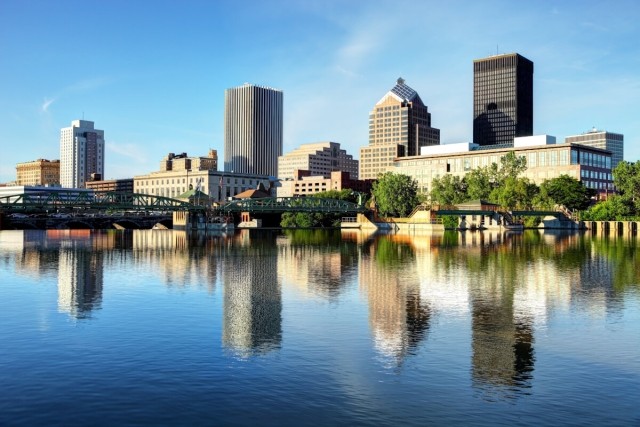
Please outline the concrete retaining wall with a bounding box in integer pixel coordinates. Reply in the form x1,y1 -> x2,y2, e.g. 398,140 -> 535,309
586,221 -> 640,235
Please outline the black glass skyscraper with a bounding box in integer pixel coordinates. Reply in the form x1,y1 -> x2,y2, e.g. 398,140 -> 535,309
473,53 -> 533,146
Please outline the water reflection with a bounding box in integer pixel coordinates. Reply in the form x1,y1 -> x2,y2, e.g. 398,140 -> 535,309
359,235 -> 431,367
1,229 -> 638,383
220,230 -> 282,357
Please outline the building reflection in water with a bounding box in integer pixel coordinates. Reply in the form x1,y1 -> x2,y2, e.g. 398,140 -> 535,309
359,234 -> 431,367
221,230 -> 282,358
132,230 -> 219,293
276,230 -> 359,300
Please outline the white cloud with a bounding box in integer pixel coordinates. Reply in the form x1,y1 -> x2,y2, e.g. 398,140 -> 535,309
41,97 -> 55,113
107,141 -> 148,160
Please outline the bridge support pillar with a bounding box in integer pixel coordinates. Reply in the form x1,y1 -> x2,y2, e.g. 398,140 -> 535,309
173,211 -> 189,230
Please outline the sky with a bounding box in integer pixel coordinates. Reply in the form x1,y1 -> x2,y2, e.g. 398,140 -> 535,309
1,0 -> 639,183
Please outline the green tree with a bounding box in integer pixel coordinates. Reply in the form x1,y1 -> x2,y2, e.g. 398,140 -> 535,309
582,195 -> 633,221
536,175 -> 594,211
613,161 -> 640,212
430,174 -> 466,205
372,172 -> 419,217
490,176 -> 538,210
464,166 -> 494,200
498,151 -> 527,181
279,190 -> 359,228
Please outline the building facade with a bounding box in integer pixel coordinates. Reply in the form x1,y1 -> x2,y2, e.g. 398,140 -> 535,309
565,129 -> 624,170
394,137 -> 613,196
278,141 -> 359,180
278,170 -> 373,198
473,53 -> 534,146
134,169 -> 274,203
224,83 -> 283,176
360,78 -> 440,180
160,150 -> 218,172
60,120 -> 105,188
85,178 -> 134,193
15,159 -> 60,186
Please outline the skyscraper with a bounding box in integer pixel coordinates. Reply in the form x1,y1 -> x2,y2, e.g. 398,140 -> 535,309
359,78 -> 440,180
224,83 -> 283,176
59,120 -> 105,188
473,53 -> 533,146
565,128 -> 624,170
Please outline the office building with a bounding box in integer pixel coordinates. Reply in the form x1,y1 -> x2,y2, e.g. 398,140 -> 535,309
160,150 -> 218,172
85,178 -> 134,193
15,159 -> 60,186
393,136 -> 613,196
277,170 -> 373,198
278,141 -> 358,180
224,83 -> 283,176
565,128 -> 624,170
360,78 -> 440,180
473,53 -> 534,146
60,120 -> 105,188
134,152 -> 275,202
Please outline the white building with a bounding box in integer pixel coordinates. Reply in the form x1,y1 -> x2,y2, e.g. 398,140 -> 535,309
60,120 -> 105,189
395,135 -> 613,196
278,141 -> 359,180
224,83 -> 283,176
133,169 -> 276,203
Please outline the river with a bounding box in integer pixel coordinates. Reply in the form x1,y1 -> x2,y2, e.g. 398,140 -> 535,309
0,229 -> 638,426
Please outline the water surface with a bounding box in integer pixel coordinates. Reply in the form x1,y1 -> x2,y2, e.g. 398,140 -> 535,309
0,229 -> 638,426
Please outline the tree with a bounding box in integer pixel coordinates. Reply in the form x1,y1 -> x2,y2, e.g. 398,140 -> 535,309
490,176 -> 538,210
582,195 -> 633,221
372,172 -> 419,217
537,175 -> 594,211
279,189 -> 359,228
498,151 -> 527,181
464,166 -> 494,201
429,174 -> 466,206
613,161 -> 640,212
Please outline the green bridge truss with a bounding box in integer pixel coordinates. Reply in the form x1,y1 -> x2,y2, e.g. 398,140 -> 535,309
0,191 -> 206,213
216,197 -> 367,214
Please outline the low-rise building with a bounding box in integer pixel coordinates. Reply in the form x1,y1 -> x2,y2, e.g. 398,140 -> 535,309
393,135 -> 613,196
278,170 -> 373,198
160,150 -> 218,172
134,166 -> 274,203
278,141 -> 358,180
16,159 -> 60,186
85,178 -> 134,193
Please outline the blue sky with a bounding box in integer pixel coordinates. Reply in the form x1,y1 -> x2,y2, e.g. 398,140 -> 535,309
1,0 -> 639,183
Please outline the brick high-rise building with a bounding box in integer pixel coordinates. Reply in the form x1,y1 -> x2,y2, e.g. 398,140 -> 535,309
359,78 -> 440,180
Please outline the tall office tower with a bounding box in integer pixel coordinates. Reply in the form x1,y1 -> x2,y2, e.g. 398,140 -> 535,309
473,53 -> 534,146
59,120 -> 105,188
360,78 -> 440,180
565,128 -> 624,170
224,83 -> 283,176
278,141 -> 359,180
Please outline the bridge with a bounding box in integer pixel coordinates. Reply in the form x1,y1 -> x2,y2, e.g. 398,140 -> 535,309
215,197 -> 367,214
0,191 -> 206,215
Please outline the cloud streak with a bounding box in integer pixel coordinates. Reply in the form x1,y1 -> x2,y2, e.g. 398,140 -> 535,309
41,97 -> 55,113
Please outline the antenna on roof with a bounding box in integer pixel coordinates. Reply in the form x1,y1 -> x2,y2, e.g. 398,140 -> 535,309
496,44 -> 499,55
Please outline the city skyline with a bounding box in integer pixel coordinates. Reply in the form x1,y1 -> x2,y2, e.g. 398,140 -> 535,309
1,0 -> 639,183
